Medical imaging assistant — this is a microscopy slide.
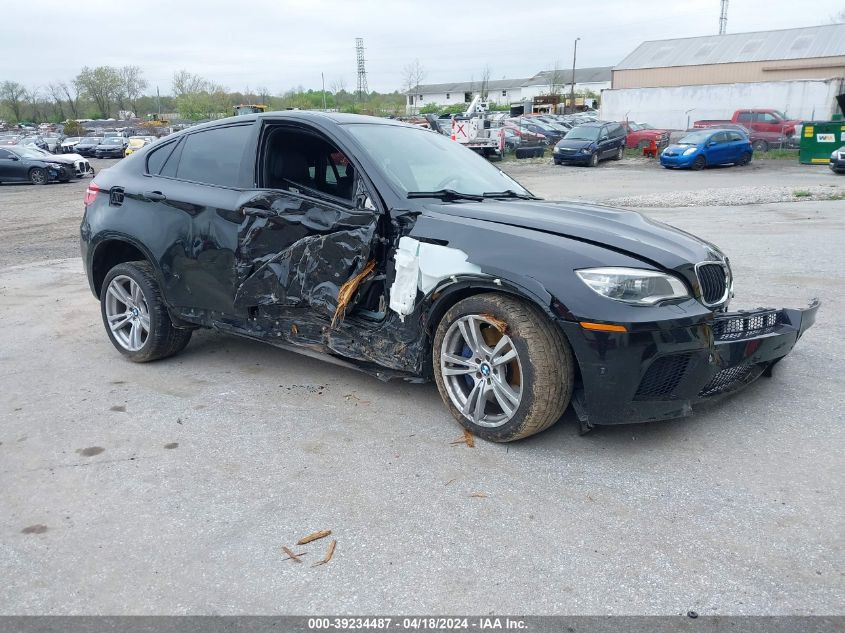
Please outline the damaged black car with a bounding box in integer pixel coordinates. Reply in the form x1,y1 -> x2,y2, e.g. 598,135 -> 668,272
80,112 -> 818,442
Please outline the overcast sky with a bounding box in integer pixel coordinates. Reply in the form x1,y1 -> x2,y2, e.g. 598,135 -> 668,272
2,0 -> 844,95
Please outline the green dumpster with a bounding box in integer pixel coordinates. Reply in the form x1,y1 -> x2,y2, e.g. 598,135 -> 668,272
800,121 -> 845,165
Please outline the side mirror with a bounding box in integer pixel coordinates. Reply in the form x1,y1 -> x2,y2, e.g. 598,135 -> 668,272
600,136 -> 608,142
9,155 -> 19,161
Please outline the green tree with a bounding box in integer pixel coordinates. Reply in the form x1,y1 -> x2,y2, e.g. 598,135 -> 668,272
76,66 -> 123,118
0,81 -> 27,121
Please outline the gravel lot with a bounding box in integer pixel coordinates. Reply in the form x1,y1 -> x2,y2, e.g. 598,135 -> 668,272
1,157 -> 843,615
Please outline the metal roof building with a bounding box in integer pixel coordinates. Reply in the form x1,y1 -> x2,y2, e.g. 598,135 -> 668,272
613,23 -> 845,89
405,67 -> 612,113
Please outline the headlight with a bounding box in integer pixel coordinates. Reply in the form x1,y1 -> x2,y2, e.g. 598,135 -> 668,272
580,147 -> 591,153
682,147 -> 697,156
576,267 -> 690,305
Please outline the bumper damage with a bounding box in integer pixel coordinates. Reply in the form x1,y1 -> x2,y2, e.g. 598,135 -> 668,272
560,300 -> 819,428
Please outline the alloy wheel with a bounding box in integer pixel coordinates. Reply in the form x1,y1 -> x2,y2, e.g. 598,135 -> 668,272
440,314 -> 523,428
104,275 -> 150,352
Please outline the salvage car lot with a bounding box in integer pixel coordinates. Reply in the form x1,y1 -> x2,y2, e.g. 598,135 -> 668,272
1,157 -> 843,614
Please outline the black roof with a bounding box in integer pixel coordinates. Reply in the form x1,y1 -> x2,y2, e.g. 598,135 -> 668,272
183,111 -> 410,134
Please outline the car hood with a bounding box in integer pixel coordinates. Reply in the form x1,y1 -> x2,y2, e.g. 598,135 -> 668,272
420,199 -> 723,272
664,143 -> 700,153
555,138 -> 594,150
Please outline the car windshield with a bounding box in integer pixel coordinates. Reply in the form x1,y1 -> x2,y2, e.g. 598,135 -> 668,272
564,126 -> 600,141
128,138 -> 146,147
773,110 -> 788,120
80,138 -> 101,145
104,138 -> 122,145
627,123 -> 643,131
678,131 -> 711,145
639,123 -> 655,130
345,123 -> 530,197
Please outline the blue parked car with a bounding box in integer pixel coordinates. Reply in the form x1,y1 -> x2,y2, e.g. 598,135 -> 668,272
661,129 -> 753,170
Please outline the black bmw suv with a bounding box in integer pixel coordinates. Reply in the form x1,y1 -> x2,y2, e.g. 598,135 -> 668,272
80,112 -> 817,442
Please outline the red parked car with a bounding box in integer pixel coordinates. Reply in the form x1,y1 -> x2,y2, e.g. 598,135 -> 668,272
693,109 -> 800,136
620,121 -> 670,150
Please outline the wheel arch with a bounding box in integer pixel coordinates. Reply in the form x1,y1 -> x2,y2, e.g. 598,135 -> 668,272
90,236 -> 161,298
420,275 -> 579,379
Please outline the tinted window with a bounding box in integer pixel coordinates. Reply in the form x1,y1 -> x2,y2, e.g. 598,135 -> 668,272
728,131 -> 744,142
146,141 -> 177,175
174,125 -> 251,187
712,132 -> 729,144
737,112 -> 752,122
607,123 -> 623,137
0,149 -> 12,159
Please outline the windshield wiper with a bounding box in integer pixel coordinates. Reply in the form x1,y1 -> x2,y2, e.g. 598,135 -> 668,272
406,189 -> 484,202
482,189 -> 538,200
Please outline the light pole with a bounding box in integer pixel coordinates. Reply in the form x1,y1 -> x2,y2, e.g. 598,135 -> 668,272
570,37 -> 580,114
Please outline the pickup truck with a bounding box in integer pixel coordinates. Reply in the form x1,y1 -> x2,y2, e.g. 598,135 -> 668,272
693,109 -> 800,136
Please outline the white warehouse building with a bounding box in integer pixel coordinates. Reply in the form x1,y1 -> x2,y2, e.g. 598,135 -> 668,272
405,67 -> 612,113
601,23 -> 845,129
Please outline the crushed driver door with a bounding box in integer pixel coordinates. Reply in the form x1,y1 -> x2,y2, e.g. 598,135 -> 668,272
233,183 -> 380,325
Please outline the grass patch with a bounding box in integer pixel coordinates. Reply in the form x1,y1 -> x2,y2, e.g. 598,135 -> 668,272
757,149 -> 799,160
793,190 -> 812,198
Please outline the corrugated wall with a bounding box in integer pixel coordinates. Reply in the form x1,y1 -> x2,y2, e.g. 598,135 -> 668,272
612,57 -> 845,88
600,79 -> 845,130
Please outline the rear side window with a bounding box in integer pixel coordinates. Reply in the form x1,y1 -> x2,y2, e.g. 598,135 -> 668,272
175,125 -> 251,188
146,141 -> 177,175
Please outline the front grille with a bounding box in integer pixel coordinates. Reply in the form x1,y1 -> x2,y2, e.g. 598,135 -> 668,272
713,311 -> 782,340
696,262 -> 728,306
699,363 -> 763,398
634,353 -> 693,400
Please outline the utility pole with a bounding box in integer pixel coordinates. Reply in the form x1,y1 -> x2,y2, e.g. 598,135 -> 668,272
570,37 -> 580,114
719,0 -> 729,34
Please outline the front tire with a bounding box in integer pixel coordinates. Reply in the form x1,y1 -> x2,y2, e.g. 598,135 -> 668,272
100,261 -> 192,362
29,167 -> 47,185
691,155 -> 707,170
432,293 -> 574,442
588,152 -> 599,167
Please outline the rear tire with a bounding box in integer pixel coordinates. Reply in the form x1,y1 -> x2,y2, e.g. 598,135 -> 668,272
100,261 -> 192,363
432,293 -> 574,442
614,146 -> 624,161
752,140 -> 768,152
738,152 -> 752,166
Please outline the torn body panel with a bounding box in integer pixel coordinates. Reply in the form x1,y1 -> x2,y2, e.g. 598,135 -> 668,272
234,190 -> 379,317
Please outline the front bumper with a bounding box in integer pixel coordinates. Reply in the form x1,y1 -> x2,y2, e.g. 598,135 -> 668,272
559,300 -> 819,427
660,152 -> 696,168
554,149 -> 591,164
830,157 -> 845,172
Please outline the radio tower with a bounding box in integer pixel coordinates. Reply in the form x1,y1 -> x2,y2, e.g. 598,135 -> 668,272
719,0 -> 729,34
355,38 -> 369,101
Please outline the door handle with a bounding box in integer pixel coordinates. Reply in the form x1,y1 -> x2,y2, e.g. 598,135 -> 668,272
241,206 -> 272,218
144,191 -> 166,202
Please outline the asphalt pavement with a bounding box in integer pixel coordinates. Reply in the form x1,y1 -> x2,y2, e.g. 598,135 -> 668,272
0,158 -> 843,615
